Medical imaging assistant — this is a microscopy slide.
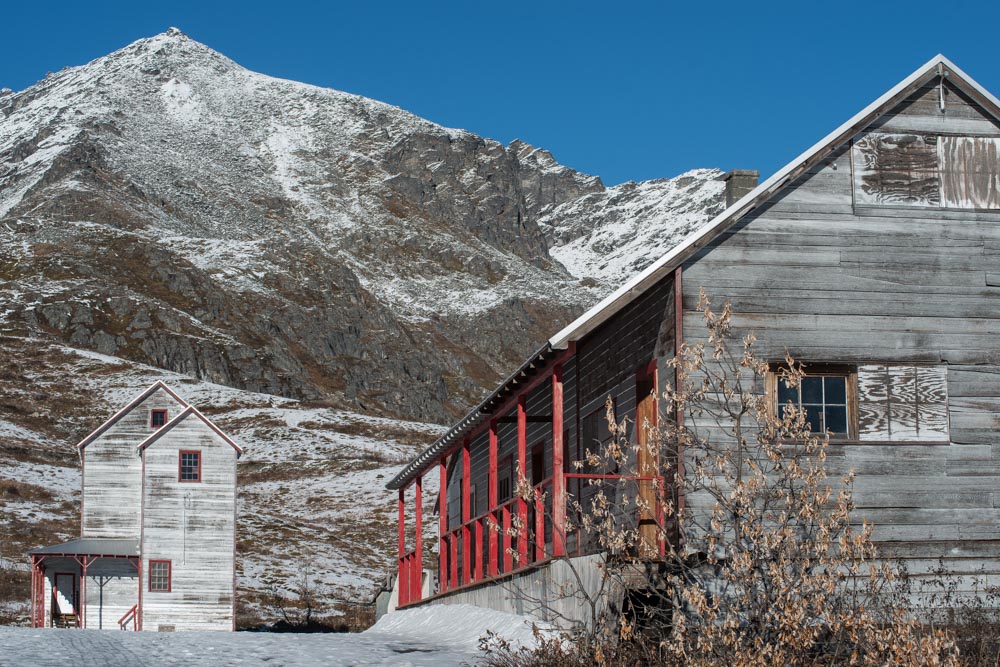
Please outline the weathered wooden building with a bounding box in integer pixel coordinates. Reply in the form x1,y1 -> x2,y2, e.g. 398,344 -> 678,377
29,381 -> 242,631
387,55 -> 1000,619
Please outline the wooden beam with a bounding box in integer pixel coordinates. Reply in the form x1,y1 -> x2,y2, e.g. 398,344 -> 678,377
397,488 -> 406,606
488,419 -> 498,577
415,475 -> 423,602
517,394 -> 528,565
462,438 -> 471,585
495,416 -> 552,424
438,457 -> 447,593
551,364 -> 566,557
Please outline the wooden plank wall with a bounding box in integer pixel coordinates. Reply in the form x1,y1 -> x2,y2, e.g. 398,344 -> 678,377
140,416 -> 236,632
681,78 -> 1000,585
82,388 -> 186,539
83,560 -> 138,630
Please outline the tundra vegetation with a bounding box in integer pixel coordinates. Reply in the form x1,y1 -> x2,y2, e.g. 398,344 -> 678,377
484,294 -> 999,666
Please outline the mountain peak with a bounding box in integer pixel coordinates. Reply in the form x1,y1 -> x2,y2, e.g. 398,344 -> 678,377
164,27 -> 186,38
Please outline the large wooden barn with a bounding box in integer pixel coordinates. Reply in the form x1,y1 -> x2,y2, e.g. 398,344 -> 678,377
387,54 -> 1000,620
29,381 -> 242,631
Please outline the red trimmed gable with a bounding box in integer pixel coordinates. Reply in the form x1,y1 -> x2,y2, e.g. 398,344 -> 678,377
76,381 -> 189,451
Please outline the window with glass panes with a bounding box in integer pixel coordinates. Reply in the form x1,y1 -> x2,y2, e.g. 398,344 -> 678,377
179,450 -> 201,482
776,372 -> 852,438
149,560 -> 171,592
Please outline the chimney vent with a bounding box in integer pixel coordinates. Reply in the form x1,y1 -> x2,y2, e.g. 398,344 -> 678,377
723,170 -> 759,207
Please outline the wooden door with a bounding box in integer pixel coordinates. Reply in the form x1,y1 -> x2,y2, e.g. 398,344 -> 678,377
636,369 -> 658,554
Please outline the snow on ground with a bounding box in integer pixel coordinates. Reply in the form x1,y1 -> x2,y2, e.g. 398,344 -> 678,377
0,604 -> 540,666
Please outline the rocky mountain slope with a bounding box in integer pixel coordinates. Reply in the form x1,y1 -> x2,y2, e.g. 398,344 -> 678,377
0,30 -> 726,625
0,28 -> 725,423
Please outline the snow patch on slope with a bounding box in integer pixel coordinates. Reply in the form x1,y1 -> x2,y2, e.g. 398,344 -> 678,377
545,168 -> 727,284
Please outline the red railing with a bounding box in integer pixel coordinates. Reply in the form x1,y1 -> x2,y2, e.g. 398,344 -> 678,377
438,478 -> 554,594
118,604 -> 138,631
397,549 -> 422,607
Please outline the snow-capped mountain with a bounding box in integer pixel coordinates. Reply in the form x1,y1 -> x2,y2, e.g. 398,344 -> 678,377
0,28 -> 724,423
0,29 -> 726,624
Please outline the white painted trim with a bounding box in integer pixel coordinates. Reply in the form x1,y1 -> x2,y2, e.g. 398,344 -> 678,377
547,55 -> 1000,349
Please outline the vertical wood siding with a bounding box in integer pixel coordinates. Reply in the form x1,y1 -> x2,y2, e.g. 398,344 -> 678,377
681,81 -> 1000,581
140,415 -> 236,632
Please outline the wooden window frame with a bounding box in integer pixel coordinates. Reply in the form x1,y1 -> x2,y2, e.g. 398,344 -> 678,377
150,409 -> 168,429
766,363 -> 858,440
148,560 -> 171,593
178,450 -> 202,483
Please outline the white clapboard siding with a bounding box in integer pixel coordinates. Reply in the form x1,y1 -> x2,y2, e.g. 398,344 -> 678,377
82,387 -> 186,539
140,413 -> 237,632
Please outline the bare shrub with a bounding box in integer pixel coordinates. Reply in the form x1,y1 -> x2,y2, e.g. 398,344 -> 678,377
488,293 -> 959,666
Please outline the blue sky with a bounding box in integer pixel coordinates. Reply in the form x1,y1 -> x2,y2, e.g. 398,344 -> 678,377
4,0 -> 1000,185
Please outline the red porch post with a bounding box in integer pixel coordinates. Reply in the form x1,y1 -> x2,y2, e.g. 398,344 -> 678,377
474,520 -> 483,581
502,506 -> 512,572
461,437 -> 472,584
439,457 -> 448,592
517,394 -> 528,565
450,526 -> 458,588
136,557 -> 142,631
415,475 -> 423,602
551,364 -> 566,557
397,488 -> 407,606
30,556 -> 37,628
488,419 -> 499,576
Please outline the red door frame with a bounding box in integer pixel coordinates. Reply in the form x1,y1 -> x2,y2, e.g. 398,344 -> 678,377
52,571 -> 78,625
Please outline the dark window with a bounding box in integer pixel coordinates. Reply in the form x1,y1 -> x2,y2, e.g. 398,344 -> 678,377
498,455 -> 513,503
581,402 -> 617,473
776,372 -> 852,438
150,409 -> 167,429
179,450 -> 201,482
149,560 -> 171,592
530,443 -> 546,486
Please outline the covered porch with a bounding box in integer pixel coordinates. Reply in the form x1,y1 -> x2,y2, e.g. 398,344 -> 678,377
392,342 -> 670,608
29,538 -> 141,630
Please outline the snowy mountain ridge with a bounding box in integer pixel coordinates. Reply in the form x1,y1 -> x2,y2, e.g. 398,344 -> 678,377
1,29 -> 724,423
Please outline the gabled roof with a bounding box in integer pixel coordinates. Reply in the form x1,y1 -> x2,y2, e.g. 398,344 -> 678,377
77,380 -> 188,450
386,54 -> 1000,491
136,405 -> 244,457
547,54 -> 1000,349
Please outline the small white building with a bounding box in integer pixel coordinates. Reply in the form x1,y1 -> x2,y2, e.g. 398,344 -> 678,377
29,381 -> 242,631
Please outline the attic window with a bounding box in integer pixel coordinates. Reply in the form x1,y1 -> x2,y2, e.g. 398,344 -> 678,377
179,450 -> 201,482
150,410 -> 168,429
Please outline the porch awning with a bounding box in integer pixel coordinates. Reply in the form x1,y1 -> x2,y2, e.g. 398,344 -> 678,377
29,538 -> 139,558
